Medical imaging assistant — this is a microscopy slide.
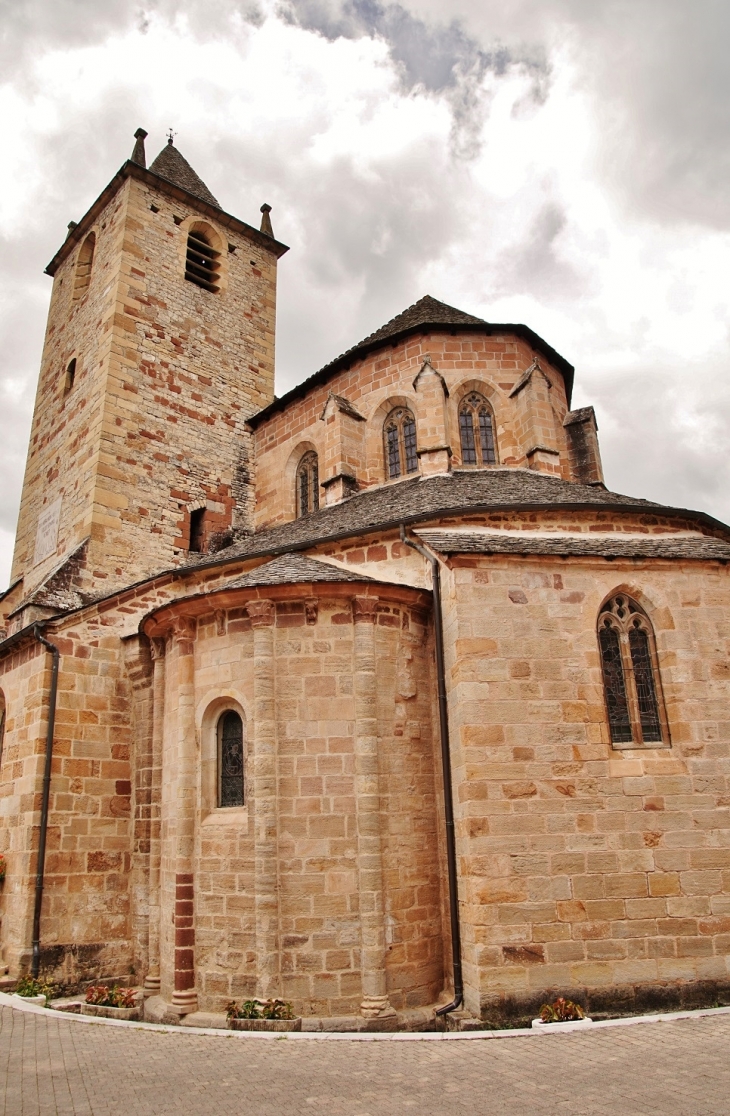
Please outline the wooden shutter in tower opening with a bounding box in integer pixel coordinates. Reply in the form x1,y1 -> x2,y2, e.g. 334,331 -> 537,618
185,229 -> 221,292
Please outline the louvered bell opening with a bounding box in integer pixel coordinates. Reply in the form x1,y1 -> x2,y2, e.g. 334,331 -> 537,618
185,232 -> 221,293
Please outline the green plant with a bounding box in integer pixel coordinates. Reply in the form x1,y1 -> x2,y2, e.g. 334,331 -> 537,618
0,853 -> 6,882
15,975 -> 54,1003
85,984 -> 137,1008
261,999 -> 294,1020
539,997 -> 585,1023
226,998 -> 294,1021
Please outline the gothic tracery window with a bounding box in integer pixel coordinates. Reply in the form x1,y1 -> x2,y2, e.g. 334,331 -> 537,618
458,393 -> 497,466
384,407 -> 418,479
218,710 -> 244,807
296,451 -> 319,517
598,594 -> 668,748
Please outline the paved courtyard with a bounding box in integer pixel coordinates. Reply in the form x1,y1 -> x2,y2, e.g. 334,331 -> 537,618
1,1004 -> 729,1115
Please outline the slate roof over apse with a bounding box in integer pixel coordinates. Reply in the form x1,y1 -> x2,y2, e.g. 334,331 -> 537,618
248,296 -> 577,425
225,553 -> 377,589
148,142 -> 221,209
184,468 -> 730,575
415,529 -> 730,563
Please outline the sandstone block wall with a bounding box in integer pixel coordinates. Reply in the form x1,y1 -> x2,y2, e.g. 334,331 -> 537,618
10,173 -> 280,607
253,334 -> 572,529
148,585 -> 442,1017
442,552 -> 730,1021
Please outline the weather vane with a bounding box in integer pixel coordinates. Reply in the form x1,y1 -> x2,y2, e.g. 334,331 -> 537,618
167,127 -> 177,146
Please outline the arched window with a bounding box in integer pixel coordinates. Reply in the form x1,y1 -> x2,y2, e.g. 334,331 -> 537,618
185,226 -> 221,292
63,358 -> 76,397
384,407 -> 418,480
296,452 -> 319,517
218,710 -> 244,807
459,393 -> 497,466
598,594 -> 668,747
73,232 -> 96,301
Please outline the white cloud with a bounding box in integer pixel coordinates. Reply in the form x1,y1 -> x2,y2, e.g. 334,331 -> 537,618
1,0 -> 730,591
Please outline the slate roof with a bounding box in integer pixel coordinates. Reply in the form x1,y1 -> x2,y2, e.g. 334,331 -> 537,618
225,553 -> 376,589
248,297 -> 576,427
184,468 -> 729,575
414,529 -> 730,562
148,142 -> 221,209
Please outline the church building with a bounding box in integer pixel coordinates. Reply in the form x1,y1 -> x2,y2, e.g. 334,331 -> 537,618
1,130 -> 730,1028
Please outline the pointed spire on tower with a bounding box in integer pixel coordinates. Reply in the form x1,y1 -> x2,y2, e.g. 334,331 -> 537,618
260,203 -> 274,238
131,128 -> 148,168
148,138 -> 221,208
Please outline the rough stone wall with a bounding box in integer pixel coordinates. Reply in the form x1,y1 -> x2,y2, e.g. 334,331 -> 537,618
10,186 -> 130,599
442,553 -> 730,1022
253,334 -> 571,528
147,586 -> 441,1017
10,174 -> 279,607
0,620 -> 135,986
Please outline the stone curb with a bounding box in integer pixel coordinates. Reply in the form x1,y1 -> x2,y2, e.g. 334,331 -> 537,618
3,992 -> 730,1042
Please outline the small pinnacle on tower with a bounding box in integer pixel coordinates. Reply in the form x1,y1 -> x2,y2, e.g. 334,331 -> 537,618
260,203 -> 274,238
132,128 -> 148,168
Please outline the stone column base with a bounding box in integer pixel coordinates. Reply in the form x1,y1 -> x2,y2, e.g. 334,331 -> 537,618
143,972 -> 161,997
360,995 -> 397,1019
170,989 -> 198,1015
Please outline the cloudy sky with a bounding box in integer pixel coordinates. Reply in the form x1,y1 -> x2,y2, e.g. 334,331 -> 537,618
1,0 -> 729,587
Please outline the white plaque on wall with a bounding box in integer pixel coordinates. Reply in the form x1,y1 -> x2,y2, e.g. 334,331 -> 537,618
33,497 -> 62,566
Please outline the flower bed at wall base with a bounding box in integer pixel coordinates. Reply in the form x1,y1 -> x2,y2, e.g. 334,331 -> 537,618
15,975 -> 55,1003
85,985 -> 137,1009
226,998 -> 295,1020
539,997 -> 586,1023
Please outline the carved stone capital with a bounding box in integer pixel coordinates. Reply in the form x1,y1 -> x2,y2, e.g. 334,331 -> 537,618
170,616 -> 196,651
353,596 -> 378,624
247,599 -> 275,627
149,637 -> 166,662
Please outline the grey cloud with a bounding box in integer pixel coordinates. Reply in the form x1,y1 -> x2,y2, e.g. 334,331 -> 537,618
494,202 -> 589,303
214,129 -> 470,385
281,0 -> 547,158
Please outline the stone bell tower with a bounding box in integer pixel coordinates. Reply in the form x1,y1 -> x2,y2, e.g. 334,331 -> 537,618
5,129 -> 287,625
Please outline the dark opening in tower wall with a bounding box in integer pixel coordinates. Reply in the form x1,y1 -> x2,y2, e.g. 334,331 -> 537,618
189,507 -> 207,552
185,227 -> 220,292
63,358 -> 76,397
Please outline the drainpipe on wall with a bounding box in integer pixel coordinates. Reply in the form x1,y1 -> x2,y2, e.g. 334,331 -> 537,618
399,525 -> 463,1017
31,625 -> 60,979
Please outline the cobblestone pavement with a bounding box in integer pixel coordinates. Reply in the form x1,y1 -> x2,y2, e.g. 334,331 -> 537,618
2,1005 -> 729,1116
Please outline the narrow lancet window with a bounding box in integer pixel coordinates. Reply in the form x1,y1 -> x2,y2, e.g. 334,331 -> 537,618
598,595 -> 667,747
185,227 -> 221,292
296,452 -> 319,517
189,507 -> 206,552
459,393 -> 497,466
63,358 -> 76,397
218,710 -> 244,807
384,407 -> 418,479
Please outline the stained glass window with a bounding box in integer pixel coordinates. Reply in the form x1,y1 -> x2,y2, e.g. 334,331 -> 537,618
218,710 -> 244,807
629,623 -> 662,742
384,408 -> 418,479
597,595 -> 667,747
459,393 -> 497,466
296,452 -> 319,518
599,622 -> 632,743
